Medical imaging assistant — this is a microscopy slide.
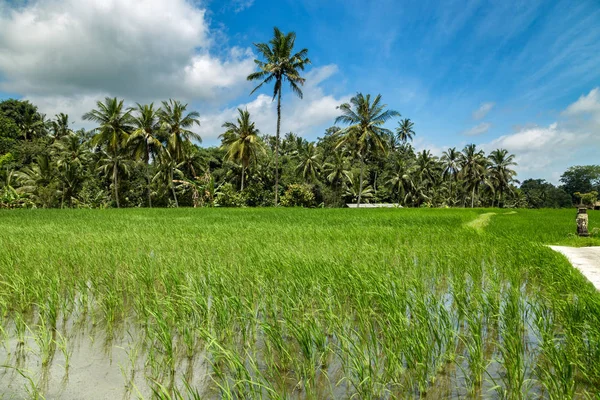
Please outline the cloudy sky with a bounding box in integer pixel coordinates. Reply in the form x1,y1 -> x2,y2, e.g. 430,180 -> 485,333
0,0 -> 599,183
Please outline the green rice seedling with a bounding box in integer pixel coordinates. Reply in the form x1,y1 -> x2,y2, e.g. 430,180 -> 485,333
0,208 -> 599,397
29,315 -> 55,367
54,330 -> 71,373
1,365 -> 44,400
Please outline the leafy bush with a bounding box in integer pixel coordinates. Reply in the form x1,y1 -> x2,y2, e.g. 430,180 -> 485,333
575,191 -> 598,207
215,183 -> 244,207
280,184 -> 315,207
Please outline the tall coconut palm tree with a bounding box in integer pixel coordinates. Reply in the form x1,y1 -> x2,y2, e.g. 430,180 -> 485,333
97,150 -> 131,208
396,118 -> 415,143
247,27 -> 310,205
128,103 -> 162,207
459,144 -> 489,208
219,108 -> 263,191
336,93 -> 400,206
489,148 -> 517,207
157,99 -> 201,163
441,147 -> 460,204
83,97 -> 133,156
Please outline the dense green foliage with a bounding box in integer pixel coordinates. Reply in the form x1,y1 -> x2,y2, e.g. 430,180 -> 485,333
0,208 -> 599,398
0,96 -> 596,210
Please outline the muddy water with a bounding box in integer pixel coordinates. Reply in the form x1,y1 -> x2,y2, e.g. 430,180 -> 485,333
0,319 -> 212,399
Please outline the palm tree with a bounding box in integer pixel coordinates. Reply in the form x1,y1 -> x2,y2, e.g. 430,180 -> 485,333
177,142 -> 205,180
219,108 -> 263,191
489,148 -> 517,207
459,144 -> 489,208
157,99 -> 201,162
335,93 -> 400,206
386,159 -> 414,204
441,147 -> 460,205
396,118 -> 415,143
154,148 -> 182,207
345,176 -> 374,204
247,27 -> 310,205
15,155 -> 55,207
323,153 -> 352,205
52,133 -> 89,207
83,97 -> 133,155
128,103 -> 162,207
295,142 -> 321,184
97,150 -> 131,208
50,113 -> 72,139
19,108 -> 46,140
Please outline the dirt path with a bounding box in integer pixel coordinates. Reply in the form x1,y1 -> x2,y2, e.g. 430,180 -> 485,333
549,246 -> 600,290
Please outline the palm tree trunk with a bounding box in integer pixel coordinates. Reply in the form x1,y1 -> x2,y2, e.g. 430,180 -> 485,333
374,170 -> 378,193
357,154 -> 365,207
170,168 -> 179,207
471,186 -> 475,208
146,147 -> 152,208
275,88 -> 282,206
241,164 -> 245,191
450,175 -> 453,206
113,162 -> 120,208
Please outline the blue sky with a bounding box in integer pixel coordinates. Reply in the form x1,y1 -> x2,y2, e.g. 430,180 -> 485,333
0,0 -> 599,182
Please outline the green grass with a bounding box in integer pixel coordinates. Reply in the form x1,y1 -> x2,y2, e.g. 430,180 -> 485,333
0,208 -> 599,399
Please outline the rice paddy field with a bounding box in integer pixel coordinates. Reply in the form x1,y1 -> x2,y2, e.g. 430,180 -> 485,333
0,208 -> 599,399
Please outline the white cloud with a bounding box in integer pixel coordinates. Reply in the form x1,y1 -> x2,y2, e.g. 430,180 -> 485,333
0,0 -> 255,102
481,88 -> 600,183
463,122 -> 491,136
472,102 -> 495,120
230,0 -> 255,13
200,65 -> 351,144
562,87 -> 600,122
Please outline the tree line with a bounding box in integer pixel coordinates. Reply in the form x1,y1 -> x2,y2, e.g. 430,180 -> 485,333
0,27 -> 598,209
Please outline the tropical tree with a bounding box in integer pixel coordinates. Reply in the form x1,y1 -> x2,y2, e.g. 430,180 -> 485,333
157,99 -> 201,162
177,142 -> 205,179
97,150 -> 131,208
396,118 -> 415,143
128,103 -> 162,207
219,108 -> 263,191
459,144 -> 489,208
154,149 -> 182,207
15,155 -> 55,207
335,93 -> 400,206
322,152 -> 352,205
488,148 -> 517,207
441,147 -> 460,204
295,142 -> 321,184
50,113 -> 72,139
83,97 -> 133,155
52,133 -> 89,207
386,158 -> 414,204
247,27 -> 310,205
19,108 -> 47,140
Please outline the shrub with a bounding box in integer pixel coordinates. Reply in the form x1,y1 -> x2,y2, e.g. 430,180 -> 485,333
280,184 -> 315,207
215,183 -> 244,207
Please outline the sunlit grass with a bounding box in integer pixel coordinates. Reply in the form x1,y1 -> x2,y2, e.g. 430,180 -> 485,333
0,208 -> 598,398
